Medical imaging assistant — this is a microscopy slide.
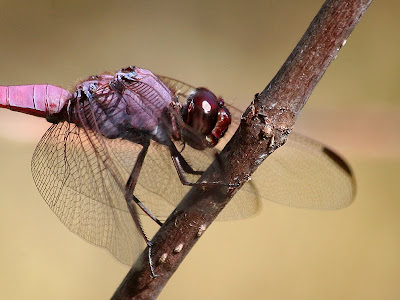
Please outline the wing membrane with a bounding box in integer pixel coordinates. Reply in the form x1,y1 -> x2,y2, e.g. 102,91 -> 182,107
30,74 -> 356,267
243,132 -> 356,209
158,76 -> 356,210
108,137 -> 261,221
31,122 -> 145,265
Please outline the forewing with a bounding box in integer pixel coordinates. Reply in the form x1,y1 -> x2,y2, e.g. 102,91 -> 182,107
157,76 -> 356,210
107,138 -> 180,219
31,122 -> 145,265
107,135 -> 261,221
202,102 -> 356,210
241,132 -> 356,209
108,138 -> 212,218
156,76 -> 197,106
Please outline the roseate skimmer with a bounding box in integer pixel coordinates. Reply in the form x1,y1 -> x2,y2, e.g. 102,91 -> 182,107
0,66 -> 356,266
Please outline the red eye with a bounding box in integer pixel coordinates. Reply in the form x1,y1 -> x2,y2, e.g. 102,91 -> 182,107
183,87 -> 220,136
208,103 -> 231,146
182,88 -> 231,148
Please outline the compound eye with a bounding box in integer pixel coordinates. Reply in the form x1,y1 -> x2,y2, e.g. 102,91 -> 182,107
184,87 -> 220,136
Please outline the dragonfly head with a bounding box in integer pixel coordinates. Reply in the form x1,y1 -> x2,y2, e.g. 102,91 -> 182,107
181,87 -> 231,149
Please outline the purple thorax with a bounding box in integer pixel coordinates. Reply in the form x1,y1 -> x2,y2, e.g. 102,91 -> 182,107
61,66 -> 175,145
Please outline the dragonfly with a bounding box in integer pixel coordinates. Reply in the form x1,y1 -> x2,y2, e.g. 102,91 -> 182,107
0,66 -> 356,266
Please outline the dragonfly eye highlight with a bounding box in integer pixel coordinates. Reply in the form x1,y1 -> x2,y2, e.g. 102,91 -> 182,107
182,88 -> 231,148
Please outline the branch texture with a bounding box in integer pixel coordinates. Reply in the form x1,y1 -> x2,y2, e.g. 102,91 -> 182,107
112,0 -> 372,299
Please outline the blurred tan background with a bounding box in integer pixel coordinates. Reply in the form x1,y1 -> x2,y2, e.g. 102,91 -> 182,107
0,0 -> 399,299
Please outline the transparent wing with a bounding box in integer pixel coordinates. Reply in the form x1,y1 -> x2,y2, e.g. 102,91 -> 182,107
219,102 -> 356,210
157,75 -> 356,210
109,127 -> 356,221
108,137 -> 261,221
243,132 -> 356,209
107,138 -> 180,218
31,122 -> 146,265
156,75 -> 196,101
31,74 -> 355,270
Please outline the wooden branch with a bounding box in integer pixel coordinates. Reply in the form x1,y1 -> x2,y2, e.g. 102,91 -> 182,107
112,0 -> 372,299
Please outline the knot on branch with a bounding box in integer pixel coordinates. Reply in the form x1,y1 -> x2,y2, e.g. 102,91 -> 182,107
241,97 -> 292,157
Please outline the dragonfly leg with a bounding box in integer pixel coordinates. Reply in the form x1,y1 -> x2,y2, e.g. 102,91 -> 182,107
125,142 -> 160,277
174,150 -> 203,175
133,195 -> 163,226
125,142 -> 163,226
169,143 -> 238,187
125,200 -> 158,277
147,241 -> 159,278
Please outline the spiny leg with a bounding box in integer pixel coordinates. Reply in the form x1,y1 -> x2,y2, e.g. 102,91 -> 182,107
133,195 -> 163,226
168,142 -> 238,187
125,199 -> 157,277
125,142 -> 163,226
174,149 -> 203,175
125,141 -> 160,277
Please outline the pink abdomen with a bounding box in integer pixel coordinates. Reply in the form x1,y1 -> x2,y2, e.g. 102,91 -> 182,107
0,84 -> 71,118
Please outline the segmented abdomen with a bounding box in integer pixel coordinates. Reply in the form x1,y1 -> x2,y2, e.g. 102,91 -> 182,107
0,84 -> 71,118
